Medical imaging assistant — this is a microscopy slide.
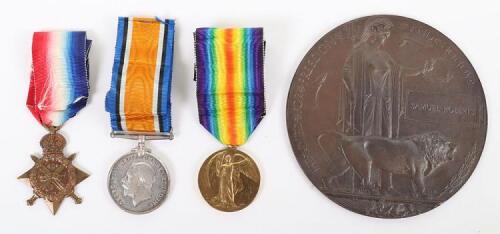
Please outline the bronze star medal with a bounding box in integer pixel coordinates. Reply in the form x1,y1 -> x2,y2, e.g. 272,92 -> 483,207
19,130 -> 88,215
23,31 -> 92,214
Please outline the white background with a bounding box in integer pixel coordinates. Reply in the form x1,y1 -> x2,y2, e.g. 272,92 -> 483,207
0,0 -> 498,233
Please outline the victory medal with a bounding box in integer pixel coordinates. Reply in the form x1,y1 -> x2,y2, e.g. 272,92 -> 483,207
194,28 -> 266,212
20,31 -> 91,214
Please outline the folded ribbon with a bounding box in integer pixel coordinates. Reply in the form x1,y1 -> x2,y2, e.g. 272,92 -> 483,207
195,28 -> 266,146
27,31 -> 91,128
105,17 -> 175,134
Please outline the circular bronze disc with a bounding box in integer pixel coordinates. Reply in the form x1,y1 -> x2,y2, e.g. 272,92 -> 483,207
198,148 -> 260,212
30,155 -> 75,201
287,15 -> 487,218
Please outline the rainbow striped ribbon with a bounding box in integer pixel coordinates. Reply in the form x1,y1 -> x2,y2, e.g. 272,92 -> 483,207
27,31 -> 91,128
106,17 -> 175,134
195,28 -> 265,146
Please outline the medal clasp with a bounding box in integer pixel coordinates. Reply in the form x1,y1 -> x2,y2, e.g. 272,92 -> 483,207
111,131 -> 173,156
110,131 -> 174,140
133,135 -> 149,156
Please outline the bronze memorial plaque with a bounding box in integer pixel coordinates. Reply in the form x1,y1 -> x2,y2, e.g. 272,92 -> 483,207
287,15 -> 487,218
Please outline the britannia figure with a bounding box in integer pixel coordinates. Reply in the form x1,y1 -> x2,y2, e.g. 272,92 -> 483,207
338,17 -> 434,138
215,152 -> 249,207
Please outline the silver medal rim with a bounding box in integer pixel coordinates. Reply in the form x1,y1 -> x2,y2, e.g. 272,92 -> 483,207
107,151 -> 170,215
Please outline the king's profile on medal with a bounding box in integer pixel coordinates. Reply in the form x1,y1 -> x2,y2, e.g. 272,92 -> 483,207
121,162 -> 156,207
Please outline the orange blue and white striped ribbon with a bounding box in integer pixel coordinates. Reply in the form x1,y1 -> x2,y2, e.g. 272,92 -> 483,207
106,17 -> 175,134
